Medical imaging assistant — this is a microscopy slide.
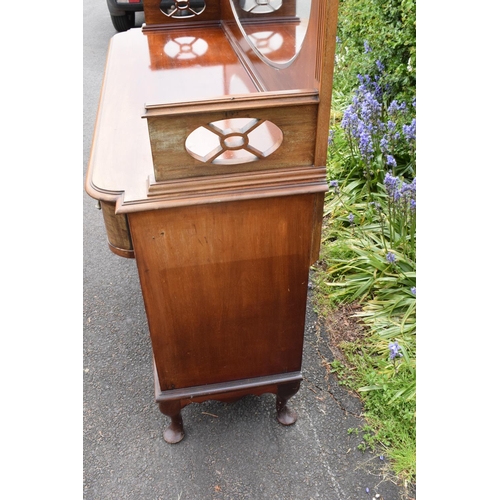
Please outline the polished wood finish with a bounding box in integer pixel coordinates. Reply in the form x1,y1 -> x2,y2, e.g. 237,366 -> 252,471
85,0 -> 339,442
128,194 -> 315,391
100,200 -> 134,258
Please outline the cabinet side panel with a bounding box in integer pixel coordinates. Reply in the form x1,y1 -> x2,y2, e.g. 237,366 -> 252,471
128,195 -> 315,391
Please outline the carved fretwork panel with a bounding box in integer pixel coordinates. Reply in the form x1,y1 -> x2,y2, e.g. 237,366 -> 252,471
159,0 -> 206,18
143,0 -> 221,25
143,92 -> 319,181
185,118 -> 283,165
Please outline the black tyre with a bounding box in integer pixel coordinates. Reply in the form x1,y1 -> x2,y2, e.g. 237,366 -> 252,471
110,12 -> 135,32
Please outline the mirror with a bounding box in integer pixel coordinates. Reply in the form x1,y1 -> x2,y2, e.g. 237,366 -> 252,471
229,0 -> 312,69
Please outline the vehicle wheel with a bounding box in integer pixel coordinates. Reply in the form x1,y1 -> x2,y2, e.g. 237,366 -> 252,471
110,12 -> 135,32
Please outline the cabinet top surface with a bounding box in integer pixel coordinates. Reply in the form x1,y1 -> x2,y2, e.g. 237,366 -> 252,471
86,25 -> 262,204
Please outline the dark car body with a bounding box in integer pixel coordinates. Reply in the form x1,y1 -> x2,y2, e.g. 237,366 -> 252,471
106,1 -> 208,32
106,0 -> 143,32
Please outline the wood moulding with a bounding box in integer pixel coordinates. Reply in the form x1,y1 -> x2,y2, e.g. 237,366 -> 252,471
143,89 -> 318,117
115,165 -> 327,213
154,357 -> 303,405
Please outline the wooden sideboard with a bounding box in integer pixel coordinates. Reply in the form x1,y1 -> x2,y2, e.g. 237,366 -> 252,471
86,0 -> 339,443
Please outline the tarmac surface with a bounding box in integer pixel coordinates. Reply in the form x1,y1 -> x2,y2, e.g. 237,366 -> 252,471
83,3 -> 409,499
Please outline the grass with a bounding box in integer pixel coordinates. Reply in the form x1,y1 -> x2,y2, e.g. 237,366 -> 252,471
314,175 -> 417,486
313,7 -> 417,485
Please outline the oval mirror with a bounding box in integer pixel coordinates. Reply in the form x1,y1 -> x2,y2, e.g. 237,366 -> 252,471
229,0 -> 312,69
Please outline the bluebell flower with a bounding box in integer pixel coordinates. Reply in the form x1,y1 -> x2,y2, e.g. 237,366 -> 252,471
403,118 -> 416,142
387,100 -> 399,116
357,73 -> 366,85
396,178 -> 416,210
389,341 -> 403,360
386,155 -> 397,168
329,180 -> 340,194
410,287 -> 416,296
384,173 -> 400,198
360,91 -> 382,128
402,177 -> 416,195
328,129 -> 334,145
348,213 -> 354,224
357,122 -> 375,162
386,121 -> 399,140
384,120 -> 400,142
386,252 -> 396,264
369,201 -> 382,211
380,136 -> 389,153
376,59 -> 384,73
388,100 -> 407,117
364,40 -> 372,53
340,105 -> 359,136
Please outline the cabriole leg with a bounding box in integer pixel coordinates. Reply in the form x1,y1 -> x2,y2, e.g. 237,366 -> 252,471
158,400 -> 185,444
276,380 -> 301,425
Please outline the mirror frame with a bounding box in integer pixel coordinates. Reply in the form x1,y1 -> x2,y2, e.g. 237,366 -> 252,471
228,0 -> 312,69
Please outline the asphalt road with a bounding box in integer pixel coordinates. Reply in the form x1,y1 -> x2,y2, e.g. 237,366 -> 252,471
83,2 -> 407,499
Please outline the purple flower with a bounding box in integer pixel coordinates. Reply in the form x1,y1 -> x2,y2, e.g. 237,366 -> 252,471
364,40 -> 372,53
401,177 -> 416,195
360,95 -> 382,129
389,341 -> 403,360
385,120 -> 400,141
388,101 -> 398,116
403,118 -> 416,142
387,100 -> 406,116
328,129 -> 334,145
341,105 -> 359,135
357,122 -> 374,161
398,178 -> 416,210
384,173 -> 400,198
348,213 -> 355,224
410,287 -> 416,296
376,59 -> 385,73
329,180 -> 340,194
386,155 -> 397,168
386,252 -> 396,264
380,136 -> 389,153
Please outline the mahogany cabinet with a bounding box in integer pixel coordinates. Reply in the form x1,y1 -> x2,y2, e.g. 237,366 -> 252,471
86,0 -> 339,443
